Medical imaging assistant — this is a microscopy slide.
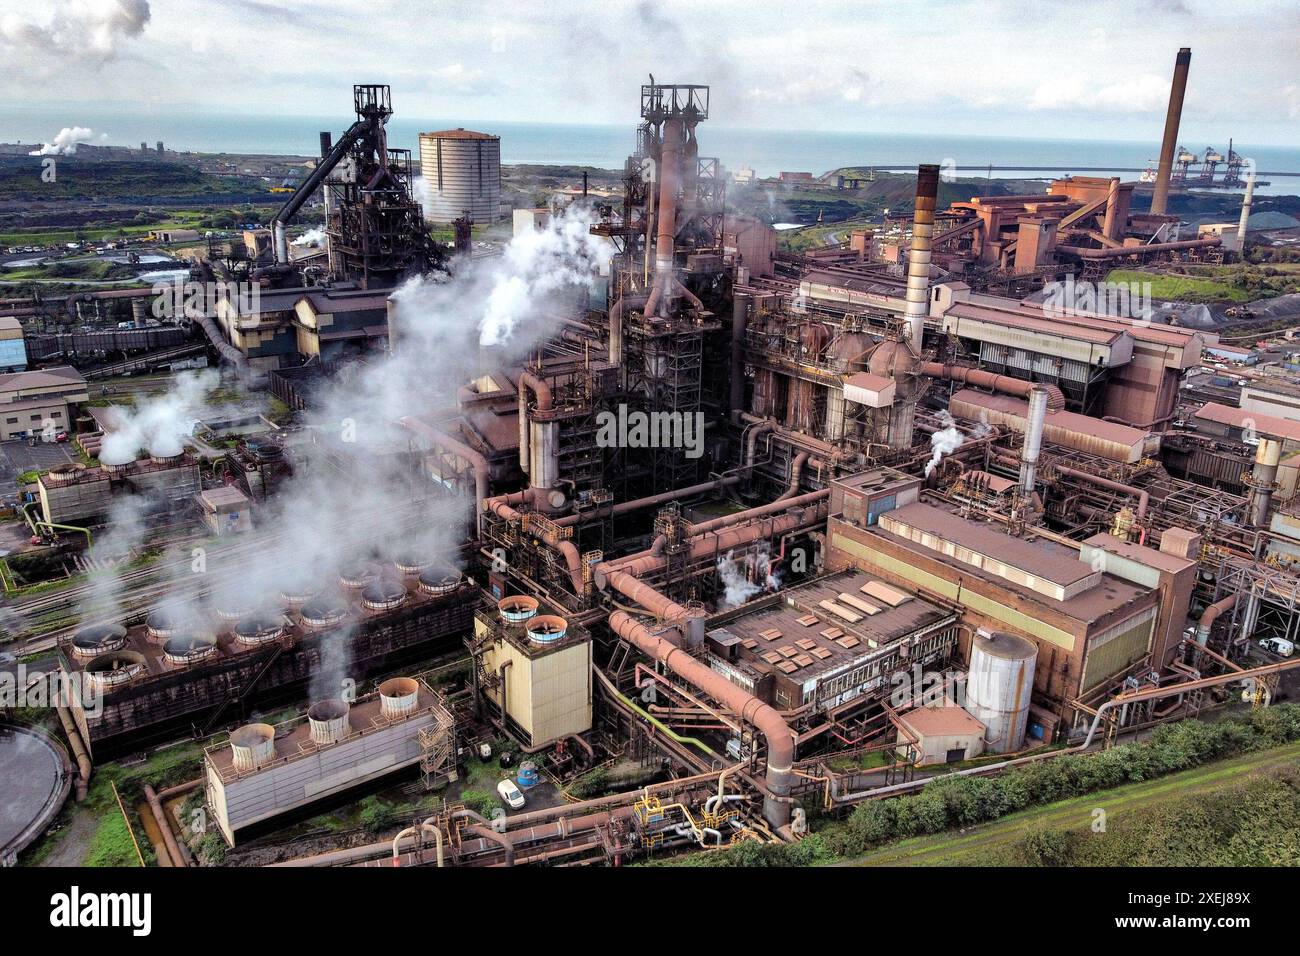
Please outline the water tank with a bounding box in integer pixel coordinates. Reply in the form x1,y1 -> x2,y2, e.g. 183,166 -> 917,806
517,761 -> 540,789
418,129 -> 501,224
965,630 -> 1037,753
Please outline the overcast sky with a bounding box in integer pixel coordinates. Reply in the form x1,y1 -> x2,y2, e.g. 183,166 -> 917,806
2,0 -> 1297,144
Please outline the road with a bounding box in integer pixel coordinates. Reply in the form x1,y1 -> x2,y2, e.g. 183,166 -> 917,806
844,739 -> 1300,866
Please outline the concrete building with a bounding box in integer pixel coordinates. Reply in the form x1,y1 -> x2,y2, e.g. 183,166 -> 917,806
896,706 -> 986,765
199,485 -> 253,536
827,499 -> 1162,731
0,366 -> 88,440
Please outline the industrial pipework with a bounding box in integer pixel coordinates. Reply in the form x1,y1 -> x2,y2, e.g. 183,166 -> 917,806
1151,48 -> 1192,217
1247,437 -> 1282,528
903,164 -> 941,355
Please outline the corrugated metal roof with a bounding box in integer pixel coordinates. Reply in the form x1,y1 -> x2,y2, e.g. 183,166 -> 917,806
1194,401 -> 1300,443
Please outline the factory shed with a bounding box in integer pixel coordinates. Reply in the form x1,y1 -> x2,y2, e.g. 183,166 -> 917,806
1193,401 -> 1300,445
199,485 -> 253,536
896,706 -> 986,765
949,387 -> 1157,463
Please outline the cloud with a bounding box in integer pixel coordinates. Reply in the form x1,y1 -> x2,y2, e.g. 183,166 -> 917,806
1,0 -> 150,66
1029,73 -> 1174,113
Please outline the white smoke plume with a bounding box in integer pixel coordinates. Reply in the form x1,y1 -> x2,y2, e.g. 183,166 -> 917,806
98,369 -> 217,465
291,228 -> 326,247
63,206 -> 610,699
715,542 -> 781,610
28,126 -> 100,156
2,1 -> 151,64
924,410 -> 965,477
924,409 -> 994,478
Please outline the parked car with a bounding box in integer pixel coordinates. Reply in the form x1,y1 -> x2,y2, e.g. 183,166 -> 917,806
496,778 -> 526,810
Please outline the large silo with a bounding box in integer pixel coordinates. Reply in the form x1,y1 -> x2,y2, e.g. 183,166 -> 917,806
964,630 -> 1037,753
418,128 -> 501,224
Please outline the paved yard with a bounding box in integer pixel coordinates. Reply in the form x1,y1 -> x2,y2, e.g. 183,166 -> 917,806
0,440 -> 77,482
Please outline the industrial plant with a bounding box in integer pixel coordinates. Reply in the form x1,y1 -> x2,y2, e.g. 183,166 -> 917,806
2,36 -> 1299,885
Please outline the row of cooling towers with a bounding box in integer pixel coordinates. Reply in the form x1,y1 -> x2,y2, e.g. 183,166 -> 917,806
67,558 -> 466,690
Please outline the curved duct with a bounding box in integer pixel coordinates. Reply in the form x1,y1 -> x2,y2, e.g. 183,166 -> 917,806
399,417 -> 490,534
923,362 -> 1066,409
1196,592 -> 1239,646
608,610 -> 794,829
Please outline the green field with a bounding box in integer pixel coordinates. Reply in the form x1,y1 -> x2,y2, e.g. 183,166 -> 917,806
846,739 -> 1300,866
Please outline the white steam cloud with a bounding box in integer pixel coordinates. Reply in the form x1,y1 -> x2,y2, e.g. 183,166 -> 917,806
716,542 -> 780,610
925,409 -> 992,477
69,207 -> 612,703
98,369 -> 215,465
28,126 -> 101,156
291,228 -> 326,246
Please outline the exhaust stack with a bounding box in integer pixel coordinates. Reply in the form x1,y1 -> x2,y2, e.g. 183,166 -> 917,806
1019,386 -> 1049,495
1248,437 -> 1282,527
904,164 -> 940,354
1236,165 -> 1256,252
1151,48 -> 1192,216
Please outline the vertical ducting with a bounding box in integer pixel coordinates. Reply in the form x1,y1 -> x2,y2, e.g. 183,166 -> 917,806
273,220 -> 288,264
1249,437 -> 1282,527
1236,165 -> 1255,252
646,117 -> 685,318
903,164 -> 940,354
1102,176 -> 1121,240
1151,47 -> 1192,217
730,293 -> 751,418
1019,385 -> 1049,495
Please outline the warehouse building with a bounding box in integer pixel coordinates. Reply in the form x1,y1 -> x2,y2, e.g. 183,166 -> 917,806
0,365 -> 87,440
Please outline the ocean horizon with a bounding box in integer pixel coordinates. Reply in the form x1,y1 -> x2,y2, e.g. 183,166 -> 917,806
3,105 -> 1298,195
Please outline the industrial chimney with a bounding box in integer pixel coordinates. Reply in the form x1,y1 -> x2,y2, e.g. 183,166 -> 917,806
904,164 -> 940,354
1019,386 -> 1049,496
1248,437 -> 1282,527
1151,48 -> 1192,217
1236,165 -> 1256,254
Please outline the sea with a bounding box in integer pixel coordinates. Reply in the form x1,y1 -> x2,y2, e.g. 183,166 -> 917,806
3,106 -> 1298,194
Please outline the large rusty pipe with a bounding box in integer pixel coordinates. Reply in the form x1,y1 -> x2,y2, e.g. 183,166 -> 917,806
143,783 -> 186,868
1053,465 -> 1149,520
1196,592 -> 1239,646
1102,176 -> 1121,240
400,417 -> 490,534
56,706 -> 91,801
553,476 -> 741,527
645,117 -> 685,318
1057,237 -> 1220,259
745,419 -> 778,468
486,494 -> 586,592
904,164 -> 940,354
608,610 -> 794,828
923,362 -> 1066,409
731,293 -> 751,417
1151,48 -> 1192,217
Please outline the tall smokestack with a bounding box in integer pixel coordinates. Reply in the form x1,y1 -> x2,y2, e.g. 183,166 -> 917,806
904,164 -> 940,354
1151,47 -> 1192,217
1019,386 -> 1048,495
1236,165 -> 1255,253
1249,437 -> 1282,527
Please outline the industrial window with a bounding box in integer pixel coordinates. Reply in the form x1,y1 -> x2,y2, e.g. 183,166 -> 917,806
5,417 -> 16,424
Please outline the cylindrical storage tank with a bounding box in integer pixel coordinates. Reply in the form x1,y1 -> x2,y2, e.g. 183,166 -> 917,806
417,567 -> 462,596
307,700 -> 350,745
70,623 -> 127,659
163,633 -> 218,666
418,129 -> 501,224
299,596 -> 349,630
361,578 -> 407,613
526,615 -> 567,645
215,599 -> 256,624
229,723 -> 276,772
498,595 -> 539,626
517,761 -> 540,789
84,651 -> 147,692
965,630 -> 1037,753
233,615 -> 286,646
379,677 -> 420,719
